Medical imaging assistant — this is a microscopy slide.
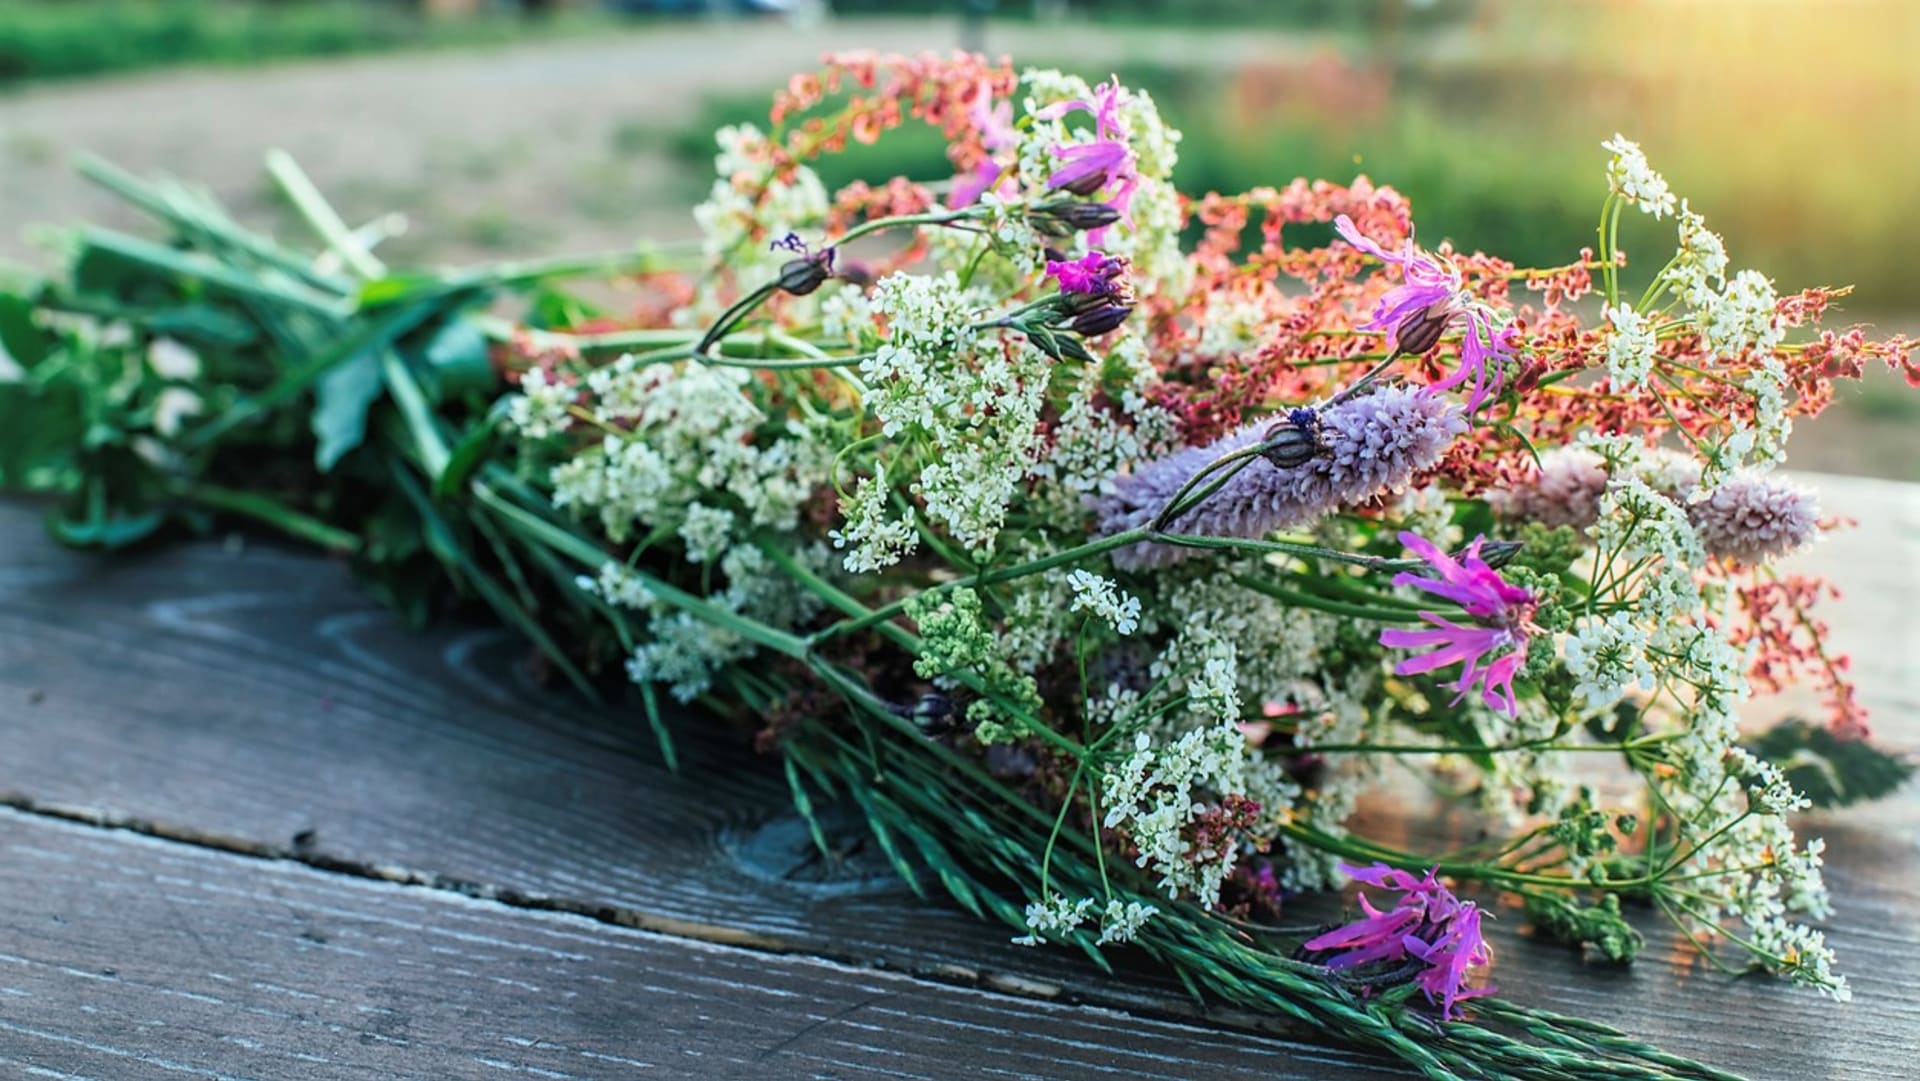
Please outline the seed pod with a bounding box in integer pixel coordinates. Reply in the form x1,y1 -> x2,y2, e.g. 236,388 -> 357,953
1394,300 -> 1454,356
910,692 -> 958,735
777,256 -> 832,296
1475,539 -> 1526,569
1069,303 -> 1132,337
1060,170 -> 1110,197
1031,202 -> 1123,237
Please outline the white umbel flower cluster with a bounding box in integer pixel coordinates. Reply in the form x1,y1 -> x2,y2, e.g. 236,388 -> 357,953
506,366 -> 574,440
1700,269 -> 1784,358
1066,569 -> 1141,635
1603,303 -> 1659,389
545,359 -> 830,546
857,271 -> 1054,559
1563,612 -> 1656,710
829,464 -> 919,574
1011,894 -> 1159,948
1672,201 -> 1729,309
1602,134 -> 1677,219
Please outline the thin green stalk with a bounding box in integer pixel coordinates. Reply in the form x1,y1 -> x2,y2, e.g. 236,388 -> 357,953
172,480 -> 359,554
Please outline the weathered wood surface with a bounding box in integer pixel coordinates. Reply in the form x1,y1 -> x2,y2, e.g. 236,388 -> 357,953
1,473 -> 1917,1079
0,810 -> 1382,1080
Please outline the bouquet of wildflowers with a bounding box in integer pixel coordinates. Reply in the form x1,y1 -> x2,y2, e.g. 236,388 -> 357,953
4,52 -> 1916,1081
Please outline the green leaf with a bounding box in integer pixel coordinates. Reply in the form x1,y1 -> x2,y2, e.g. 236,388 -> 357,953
138,303 -> 259,348
356,273 -> 444,309
1745,720 -> 1914,809
0,381 -> 84,489
433,399 -> 509,502
418,317 -> 493,400
0,293 -> 52,370
311,349 -> 383,472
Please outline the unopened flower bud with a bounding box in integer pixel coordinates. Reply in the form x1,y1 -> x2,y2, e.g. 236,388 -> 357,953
1069,303 -> 1131,337
777,255 -> 832,296
1476,539 -> 1525,569
1060,170 -> 1110,198
1260,408 -> 1322,470
1031,202 -> 1123,237
1394,300 -> 1455,356
910,692 -> 958,735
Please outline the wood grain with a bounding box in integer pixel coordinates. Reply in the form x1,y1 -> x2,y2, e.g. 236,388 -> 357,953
1,473 -> 1916,1080
0,808 -> 1397,1080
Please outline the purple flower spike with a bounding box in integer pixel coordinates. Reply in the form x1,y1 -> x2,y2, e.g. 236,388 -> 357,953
1091,386 -> 1465,572
1378,531 -> 1538,717
1305,862 -> 1494,1022
1333,214 -> 1515,413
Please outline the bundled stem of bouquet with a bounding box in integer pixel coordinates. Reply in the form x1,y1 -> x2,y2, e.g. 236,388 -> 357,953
4,54 -> 1915,1081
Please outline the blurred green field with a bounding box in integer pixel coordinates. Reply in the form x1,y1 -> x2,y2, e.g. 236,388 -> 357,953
0,0 -> 623,84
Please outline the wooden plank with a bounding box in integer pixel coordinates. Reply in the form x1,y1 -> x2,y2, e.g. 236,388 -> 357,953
0,808 -> 1393,1080
1,473 -> 1917,1077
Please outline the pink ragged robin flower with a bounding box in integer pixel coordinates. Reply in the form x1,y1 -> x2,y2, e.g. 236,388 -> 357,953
1045,250 -> 1130,298
1378,531 -> 1538,717
1303,862 -> 1495,1021
1035,79 -> 1139,228
1334,214 -> 1516,413
948,80 -> 1018,209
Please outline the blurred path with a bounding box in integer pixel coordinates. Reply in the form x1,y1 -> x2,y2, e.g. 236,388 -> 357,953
0,17 -> 1310,270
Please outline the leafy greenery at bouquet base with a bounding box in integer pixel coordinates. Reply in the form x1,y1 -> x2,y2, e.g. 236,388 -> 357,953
3,52 -> 1914,1081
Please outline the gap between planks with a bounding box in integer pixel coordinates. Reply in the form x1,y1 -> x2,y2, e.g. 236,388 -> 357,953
0,792 -> 1320,1048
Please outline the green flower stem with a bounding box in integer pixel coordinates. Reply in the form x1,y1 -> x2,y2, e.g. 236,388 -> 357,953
693,282 -> 780,355
473,486 -> 811,660
808,526 -> 1158,642
752,539 -> 1090,762
833,207 -> 983,247
1154,532 -> 1424,571
476,318 -> 695,354
172,480 -> 360,555
266,149 -> 383,280
1148,443 -> 1265,532
811,527 -> 1420,645
1272,737 -> 1667,756
1276,818 -> 1662,893
1232,574 -> 1426,624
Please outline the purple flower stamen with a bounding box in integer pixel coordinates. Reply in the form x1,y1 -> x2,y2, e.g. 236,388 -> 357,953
1334,214 -> 1516,413
1377,531 -> 1538,717
1304,862 -> 1495,1021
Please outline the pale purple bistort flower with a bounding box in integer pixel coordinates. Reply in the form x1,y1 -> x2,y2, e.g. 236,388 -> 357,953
1490,448 -> 1610,531
1334,214 -> 1516,413
1379,532 -> 1538,717
1092,385 -> 1465,572
1688,472 -> 1821,566
1302,862 -> 1494,1021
